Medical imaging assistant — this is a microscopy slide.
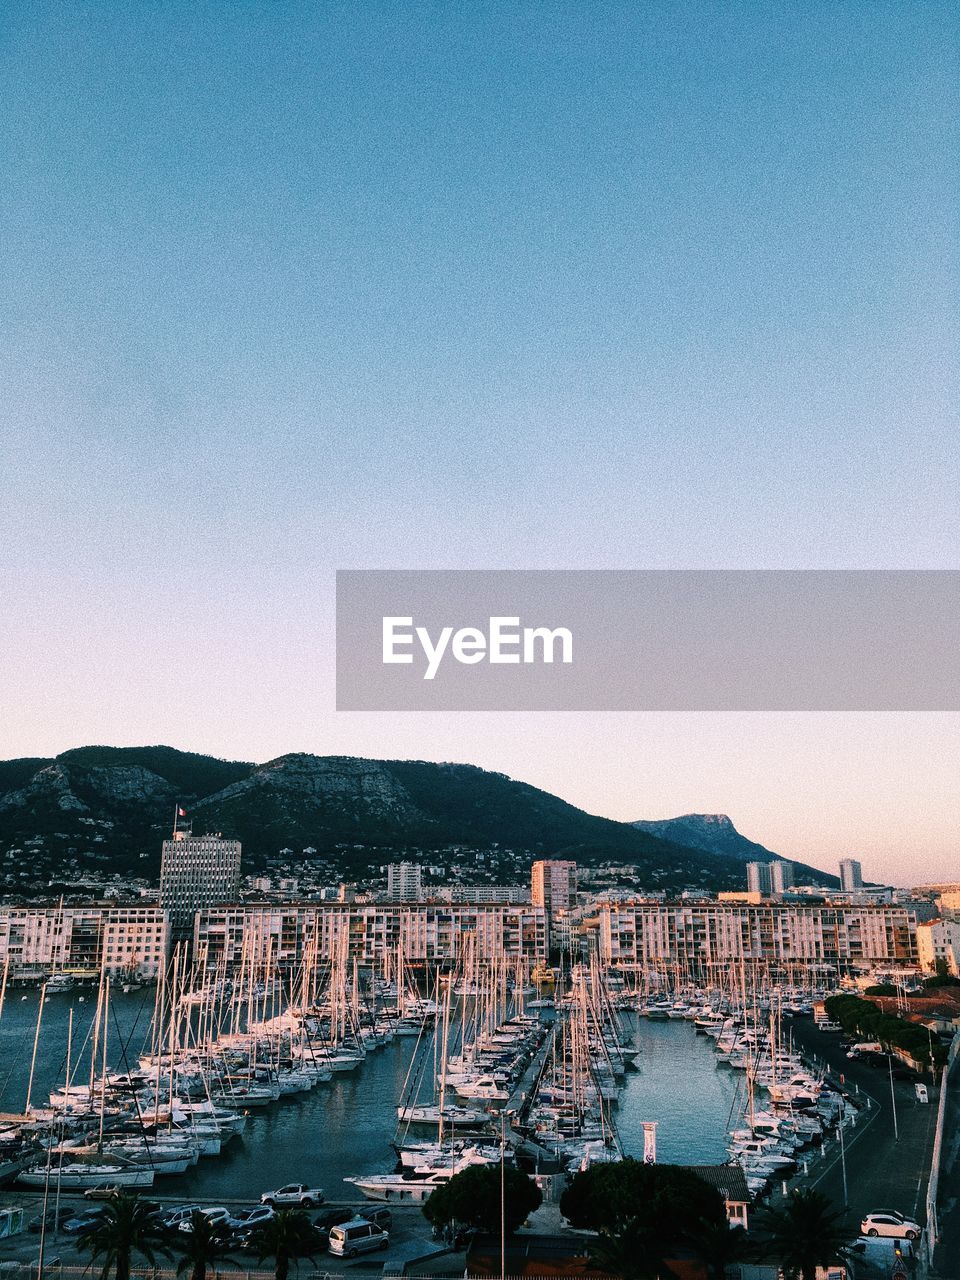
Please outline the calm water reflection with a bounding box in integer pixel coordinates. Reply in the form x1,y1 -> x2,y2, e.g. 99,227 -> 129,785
0,991 -> 740,1197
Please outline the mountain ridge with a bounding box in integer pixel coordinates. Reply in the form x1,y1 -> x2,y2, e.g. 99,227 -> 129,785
0,746 -> 834,890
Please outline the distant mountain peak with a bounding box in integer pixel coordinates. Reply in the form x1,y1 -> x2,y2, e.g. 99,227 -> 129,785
631,812 -> 781,863
672,813 -> 736,829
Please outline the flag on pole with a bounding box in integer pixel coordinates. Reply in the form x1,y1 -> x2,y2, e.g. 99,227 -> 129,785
177,806 -> 187,818
642,1122 -> 657,1163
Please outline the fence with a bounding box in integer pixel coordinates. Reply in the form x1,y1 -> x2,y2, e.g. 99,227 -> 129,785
923,1030 -> 960,1270
0,1270 -> 281,1280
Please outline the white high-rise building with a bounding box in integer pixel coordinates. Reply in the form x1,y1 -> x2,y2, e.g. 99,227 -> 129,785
160,831 -> 242,935
386,862 -> 423,902
532,861 -> 578,948
840,859 -> 864,892
746,861 -> 772,895
770,861 -> 795,894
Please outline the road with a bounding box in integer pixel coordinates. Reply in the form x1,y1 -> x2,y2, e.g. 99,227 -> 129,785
781,1020 -> 940,1267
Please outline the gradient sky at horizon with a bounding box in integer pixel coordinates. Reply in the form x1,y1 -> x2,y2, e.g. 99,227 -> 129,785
2,2 -> 958,883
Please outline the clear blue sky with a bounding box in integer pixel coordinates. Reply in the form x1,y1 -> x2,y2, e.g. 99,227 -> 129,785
1,2 -> 957,880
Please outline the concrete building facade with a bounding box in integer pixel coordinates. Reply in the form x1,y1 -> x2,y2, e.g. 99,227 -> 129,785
916,918 -> 960,976
839,859 -> 864,892
770,861 -> 795,894
0,904 -> 169,979
159,832 -> 242,934
385,862 -> 423,902
746,862 -> 772,895
531,860 -> 578,914
599,900 -> 921,971
194,901 -> 548,970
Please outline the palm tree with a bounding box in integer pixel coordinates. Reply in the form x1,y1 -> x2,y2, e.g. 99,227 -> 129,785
754,1188 -> 851,1280
690,1216 -> 750,1279
588,1216 -> 672,1280
176,1211 -> 236,1280
77,1192 -> 168,1280
246,1208 -> 323,1280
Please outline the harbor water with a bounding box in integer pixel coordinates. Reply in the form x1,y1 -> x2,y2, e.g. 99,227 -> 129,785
0,991 -> 741,1199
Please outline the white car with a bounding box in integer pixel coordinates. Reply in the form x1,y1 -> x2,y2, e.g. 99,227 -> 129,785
162,1205 -> 203,1229
260,1183 -> 325,1207
861,1211 -> 922,1240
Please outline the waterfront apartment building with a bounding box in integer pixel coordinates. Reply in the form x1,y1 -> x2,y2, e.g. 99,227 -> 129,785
0,904 -> 169,979
194,901 -> 548,970
599,900 -> 922,971
385,862 -> 423,902
839,858 -> 864,892
159,832 -> 242,934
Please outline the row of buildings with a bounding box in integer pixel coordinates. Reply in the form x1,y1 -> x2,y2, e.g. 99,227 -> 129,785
3,895 -> 957,981
3,830 -> 945,982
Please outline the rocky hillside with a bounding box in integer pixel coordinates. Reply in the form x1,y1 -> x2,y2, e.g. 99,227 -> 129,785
0,746 -> 793,892
631,812 -> 836,886
632,813 -> 781,860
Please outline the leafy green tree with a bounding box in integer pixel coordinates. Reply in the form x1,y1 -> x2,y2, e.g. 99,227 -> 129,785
587,1216 -> 670,1280
689,1216 -> 750,1280
422,1164 -> 542,1236
924,970 -> 960,988
77,1192 -> 168,1280
175,1211 -> 236,1280
246,1209 -> 324,1280
753,1188 -> 851,1280
559,1159 -> 727,1241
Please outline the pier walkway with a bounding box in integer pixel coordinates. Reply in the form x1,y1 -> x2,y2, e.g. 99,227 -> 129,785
507,1021 -> 555,1122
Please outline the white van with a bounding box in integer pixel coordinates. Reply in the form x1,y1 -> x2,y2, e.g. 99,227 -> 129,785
327,1217 -> 390,1258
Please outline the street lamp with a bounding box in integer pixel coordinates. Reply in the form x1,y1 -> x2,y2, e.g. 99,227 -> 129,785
887,1047 -> 899,1142
836,1096 -> 848,1208
501,1107 -> 518,1280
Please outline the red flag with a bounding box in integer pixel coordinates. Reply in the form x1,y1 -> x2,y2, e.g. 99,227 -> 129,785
177,806 -> 187,818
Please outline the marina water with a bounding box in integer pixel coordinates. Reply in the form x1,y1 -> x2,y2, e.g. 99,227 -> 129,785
0,991 -> 740,1199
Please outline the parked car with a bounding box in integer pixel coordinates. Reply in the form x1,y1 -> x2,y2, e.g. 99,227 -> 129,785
315,1205 -> 391,1233
850,1236 -> 917,1265
861,1211 -> 922,1240
846,1041 -> 882,1058
28,1208 -> 73,1233
84,1185 -> 123,1200
260,1183 -> 324,1207
61,1211 -> 108,1236
227,1205 -> 275,1233
161,1205 -> 203,1230
327,1217 -> 389,1258
178,1207 -> 232,1233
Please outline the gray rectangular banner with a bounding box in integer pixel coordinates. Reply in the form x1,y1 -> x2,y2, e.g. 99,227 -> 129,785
335,570 -> 960,711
